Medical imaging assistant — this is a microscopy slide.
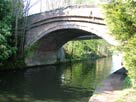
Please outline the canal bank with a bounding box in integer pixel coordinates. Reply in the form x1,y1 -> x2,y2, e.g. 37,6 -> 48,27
89,67 -> 129,102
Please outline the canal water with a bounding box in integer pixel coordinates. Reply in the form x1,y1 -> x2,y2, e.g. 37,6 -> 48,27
0,55 -> 122,102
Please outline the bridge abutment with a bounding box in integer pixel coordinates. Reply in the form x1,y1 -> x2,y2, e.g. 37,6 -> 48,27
25,47 -> 65,66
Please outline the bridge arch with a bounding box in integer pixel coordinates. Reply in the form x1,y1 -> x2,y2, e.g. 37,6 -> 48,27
26,22 -> 105,50
24,5 -> 118,66
25,19 -> 117,48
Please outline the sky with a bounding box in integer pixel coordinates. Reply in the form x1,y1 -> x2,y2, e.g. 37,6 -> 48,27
24,0 -> 74,15
24,0 -> 46,15
25,0 -> 136,15
24,0 -> 104,15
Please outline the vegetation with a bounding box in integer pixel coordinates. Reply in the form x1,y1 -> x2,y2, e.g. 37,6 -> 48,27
102,0 -> 136,83
0,0 -> 25,68
64,39 -> 112,61
116,88 -> 136,102
0,0 -> 16,64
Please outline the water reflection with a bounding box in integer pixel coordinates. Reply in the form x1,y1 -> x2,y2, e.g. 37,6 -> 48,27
0,57 -> 112,102
111,53 -> 123,73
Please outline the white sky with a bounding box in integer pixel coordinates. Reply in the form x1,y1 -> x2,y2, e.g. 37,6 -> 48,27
24,0 -> 74,15
25,0 -> 136,15
24,0 -> 102,15
24,0 -> 46,15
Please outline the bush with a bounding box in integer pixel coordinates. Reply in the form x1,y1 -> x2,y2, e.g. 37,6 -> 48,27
102,0 -> 136,82
0,0 -> 16,63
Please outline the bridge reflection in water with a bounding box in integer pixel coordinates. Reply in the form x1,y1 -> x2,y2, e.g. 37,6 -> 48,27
0,57 -> 116,102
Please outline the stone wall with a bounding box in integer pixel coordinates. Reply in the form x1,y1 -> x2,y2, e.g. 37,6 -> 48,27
25,45 -> 65,66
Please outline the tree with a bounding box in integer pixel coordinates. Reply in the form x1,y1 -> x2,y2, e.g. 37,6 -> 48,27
0,0 -> 24,64
102,0 -> 136,81
0,0 -> 15,63
64,40 -> 112,60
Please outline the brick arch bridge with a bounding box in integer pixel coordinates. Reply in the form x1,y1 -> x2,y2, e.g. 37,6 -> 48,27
23,5 -> 118,66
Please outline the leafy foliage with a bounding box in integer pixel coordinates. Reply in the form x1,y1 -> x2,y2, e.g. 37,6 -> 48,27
103,0 -> 136,42
124,35 -> 136,80
64,39 -> 112,60
0,0 -> 16,63
102,0 -> 136,81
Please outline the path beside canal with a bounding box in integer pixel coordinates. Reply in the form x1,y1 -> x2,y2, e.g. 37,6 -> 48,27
89,67 -> 131,102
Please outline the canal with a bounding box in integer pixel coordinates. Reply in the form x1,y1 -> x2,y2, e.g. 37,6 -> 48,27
0,55 -> 122,102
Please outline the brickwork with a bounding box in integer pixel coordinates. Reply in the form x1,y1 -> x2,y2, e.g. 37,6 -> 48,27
21,5 -> 118,66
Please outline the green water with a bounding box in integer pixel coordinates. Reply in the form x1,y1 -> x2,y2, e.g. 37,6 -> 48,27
0,57 -> 116,102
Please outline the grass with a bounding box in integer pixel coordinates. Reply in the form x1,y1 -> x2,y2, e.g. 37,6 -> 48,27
116,88 -> 136,102
116,76 -> 136,102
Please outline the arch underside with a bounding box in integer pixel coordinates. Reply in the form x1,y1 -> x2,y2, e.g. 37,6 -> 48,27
25,21 -> 113,49
36,29 -> 100,52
